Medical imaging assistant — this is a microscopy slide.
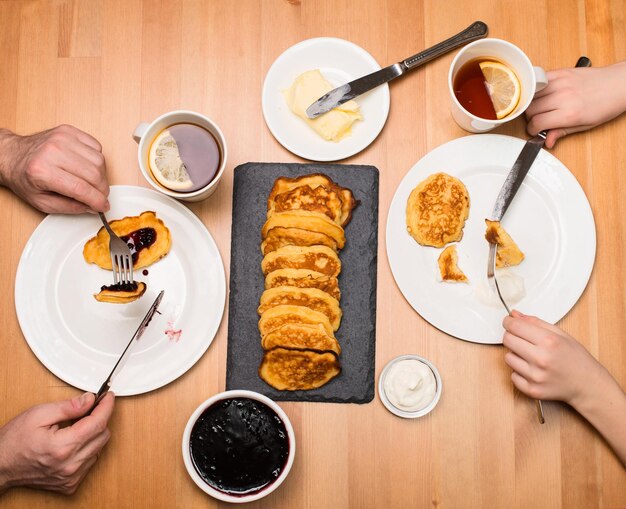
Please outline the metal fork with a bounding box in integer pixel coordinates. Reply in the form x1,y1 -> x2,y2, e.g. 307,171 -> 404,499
488,243 -> 545,424
98,212 -> 134,285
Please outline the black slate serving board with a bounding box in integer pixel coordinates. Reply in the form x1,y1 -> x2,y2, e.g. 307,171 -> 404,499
226,162 -> 379,403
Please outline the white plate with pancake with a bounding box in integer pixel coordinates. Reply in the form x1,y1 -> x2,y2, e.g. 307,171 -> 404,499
262,37 -> 390,161
15,185 -> 226,394
386,134 -> 596,344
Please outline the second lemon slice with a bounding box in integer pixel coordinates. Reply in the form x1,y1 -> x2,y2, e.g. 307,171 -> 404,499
479,61 -> 521,120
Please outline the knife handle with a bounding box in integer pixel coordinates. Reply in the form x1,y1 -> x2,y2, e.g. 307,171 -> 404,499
402,21 -> 488,70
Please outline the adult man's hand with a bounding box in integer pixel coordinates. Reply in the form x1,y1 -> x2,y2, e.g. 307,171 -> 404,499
0,125 -> 110,214
0,392 -> 115,495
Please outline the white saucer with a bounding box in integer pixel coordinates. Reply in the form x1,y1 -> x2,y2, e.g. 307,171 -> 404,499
262,37 -> 390,161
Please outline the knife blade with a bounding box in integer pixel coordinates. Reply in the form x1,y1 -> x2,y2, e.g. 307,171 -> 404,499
490,135 -> 546,220
305,20 -> 488,119
92,290 -> 164,407
490,55 -> 592,220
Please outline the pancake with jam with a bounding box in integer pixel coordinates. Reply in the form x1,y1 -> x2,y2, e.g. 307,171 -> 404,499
485,219 -> 525,267
267,174 -> 356,226
258,305 -> 334,338
268,184 -> 344,225
258,286 -> 342,331
265,268 -> 340,300
94,281 -> 147,303
83,211 -> 171,269
261,323 -> 341,355
437,245 -> 468,283
261,211 -> 346,249
261,226 -> 337,255
406,172 -> 470,248
261,245 -> 341,277
259,347 -> 341,391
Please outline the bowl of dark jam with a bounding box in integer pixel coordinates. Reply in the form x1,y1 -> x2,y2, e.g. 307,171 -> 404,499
182,390 -> 295,503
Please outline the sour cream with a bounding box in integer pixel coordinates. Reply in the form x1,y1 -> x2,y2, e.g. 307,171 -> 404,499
383,359 -> 437,412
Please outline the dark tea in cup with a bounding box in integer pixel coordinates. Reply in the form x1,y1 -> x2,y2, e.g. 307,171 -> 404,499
453,57 -> 520,120
148,123 -> 221,193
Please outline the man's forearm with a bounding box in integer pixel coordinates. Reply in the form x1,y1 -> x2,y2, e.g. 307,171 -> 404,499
0,129 -> 18,188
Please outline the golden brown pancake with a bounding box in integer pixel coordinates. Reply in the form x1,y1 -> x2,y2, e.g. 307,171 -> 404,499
261,323 -> 341,355
406,172 -> 470,247
262,211 -> 346,249
259,347 -> 341,390
267,174 -> 356,226
94,282 -> 147,303
257,286 -> 342,331
258,305 -> 334,338
485,219 -> 525,268
261,245 -> 341,277
261,226 -> 338,255
437,245 -> 468,283
265,268 -> 340,300
83,211 -> 171,270
269,184 -> 344,224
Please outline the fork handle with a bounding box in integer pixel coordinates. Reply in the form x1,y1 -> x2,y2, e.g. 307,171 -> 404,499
98,212 -> 117,238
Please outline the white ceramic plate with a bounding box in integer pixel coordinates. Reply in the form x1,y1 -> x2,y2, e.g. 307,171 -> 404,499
15,185 -> 226,395
262,37 -> 390,161
386,135 -> 596,344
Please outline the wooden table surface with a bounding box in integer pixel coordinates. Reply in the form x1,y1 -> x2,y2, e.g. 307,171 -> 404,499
1,1 -> 625,507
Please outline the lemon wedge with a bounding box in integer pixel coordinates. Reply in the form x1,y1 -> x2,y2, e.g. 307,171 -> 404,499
148,129 -> 193,191
479,61 -> 521,119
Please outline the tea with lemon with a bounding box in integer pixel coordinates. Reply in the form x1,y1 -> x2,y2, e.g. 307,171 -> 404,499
453,58 -> 521,120
148,123 -> 221,192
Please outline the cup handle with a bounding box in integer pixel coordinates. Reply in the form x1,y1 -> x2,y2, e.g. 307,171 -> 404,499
533,66 -> 548,93
132,122 -> 149,144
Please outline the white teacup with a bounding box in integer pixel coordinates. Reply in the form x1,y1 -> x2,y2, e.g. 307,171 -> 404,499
448,38 -> 548,133
133,110 -> 227,202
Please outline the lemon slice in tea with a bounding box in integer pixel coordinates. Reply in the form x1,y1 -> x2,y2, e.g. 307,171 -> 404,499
479,61 -> 521,120
148,129 -> 193,191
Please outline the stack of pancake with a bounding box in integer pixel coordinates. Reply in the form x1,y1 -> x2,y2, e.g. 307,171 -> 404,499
257,174 -> 356,390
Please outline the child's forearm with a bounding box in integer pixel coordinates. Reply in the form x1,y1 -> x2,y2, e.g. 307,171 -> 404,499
570,366 -> 626,466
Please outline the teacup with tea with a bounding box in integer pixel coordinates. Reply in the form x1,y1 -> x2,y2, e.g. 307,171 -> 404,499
133,111 -> 227,202
448,39 -> 548,132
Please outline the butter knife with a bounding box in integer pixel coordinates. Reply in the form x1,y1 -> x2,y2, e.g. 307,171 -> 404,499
91,290 -> 164,409
305,20 -> 488,119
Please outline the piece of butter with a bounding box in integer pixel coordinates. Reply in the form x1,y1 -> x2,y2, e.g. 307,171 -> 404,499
283,70 -> 362,142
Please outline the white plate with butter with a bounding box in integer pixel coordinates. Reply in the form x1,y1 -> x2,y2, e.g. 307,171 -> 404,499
262,37 -> 390,161
386,135 -> 596,344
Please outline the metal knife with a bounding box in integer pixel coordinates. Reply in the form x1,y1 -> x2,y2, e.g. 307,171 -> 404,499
305,20 -> 488,119
490,56 -> 592,221
91,290 -> 164,409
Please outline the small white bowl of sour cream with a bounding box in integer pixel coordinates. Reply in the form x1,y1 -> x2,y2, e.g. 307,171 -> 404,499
378,355 -> 442,418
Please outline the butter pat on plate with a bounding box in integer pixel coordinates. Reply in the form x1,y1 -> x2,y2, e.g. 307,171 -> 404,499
284,70 -> 362,142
